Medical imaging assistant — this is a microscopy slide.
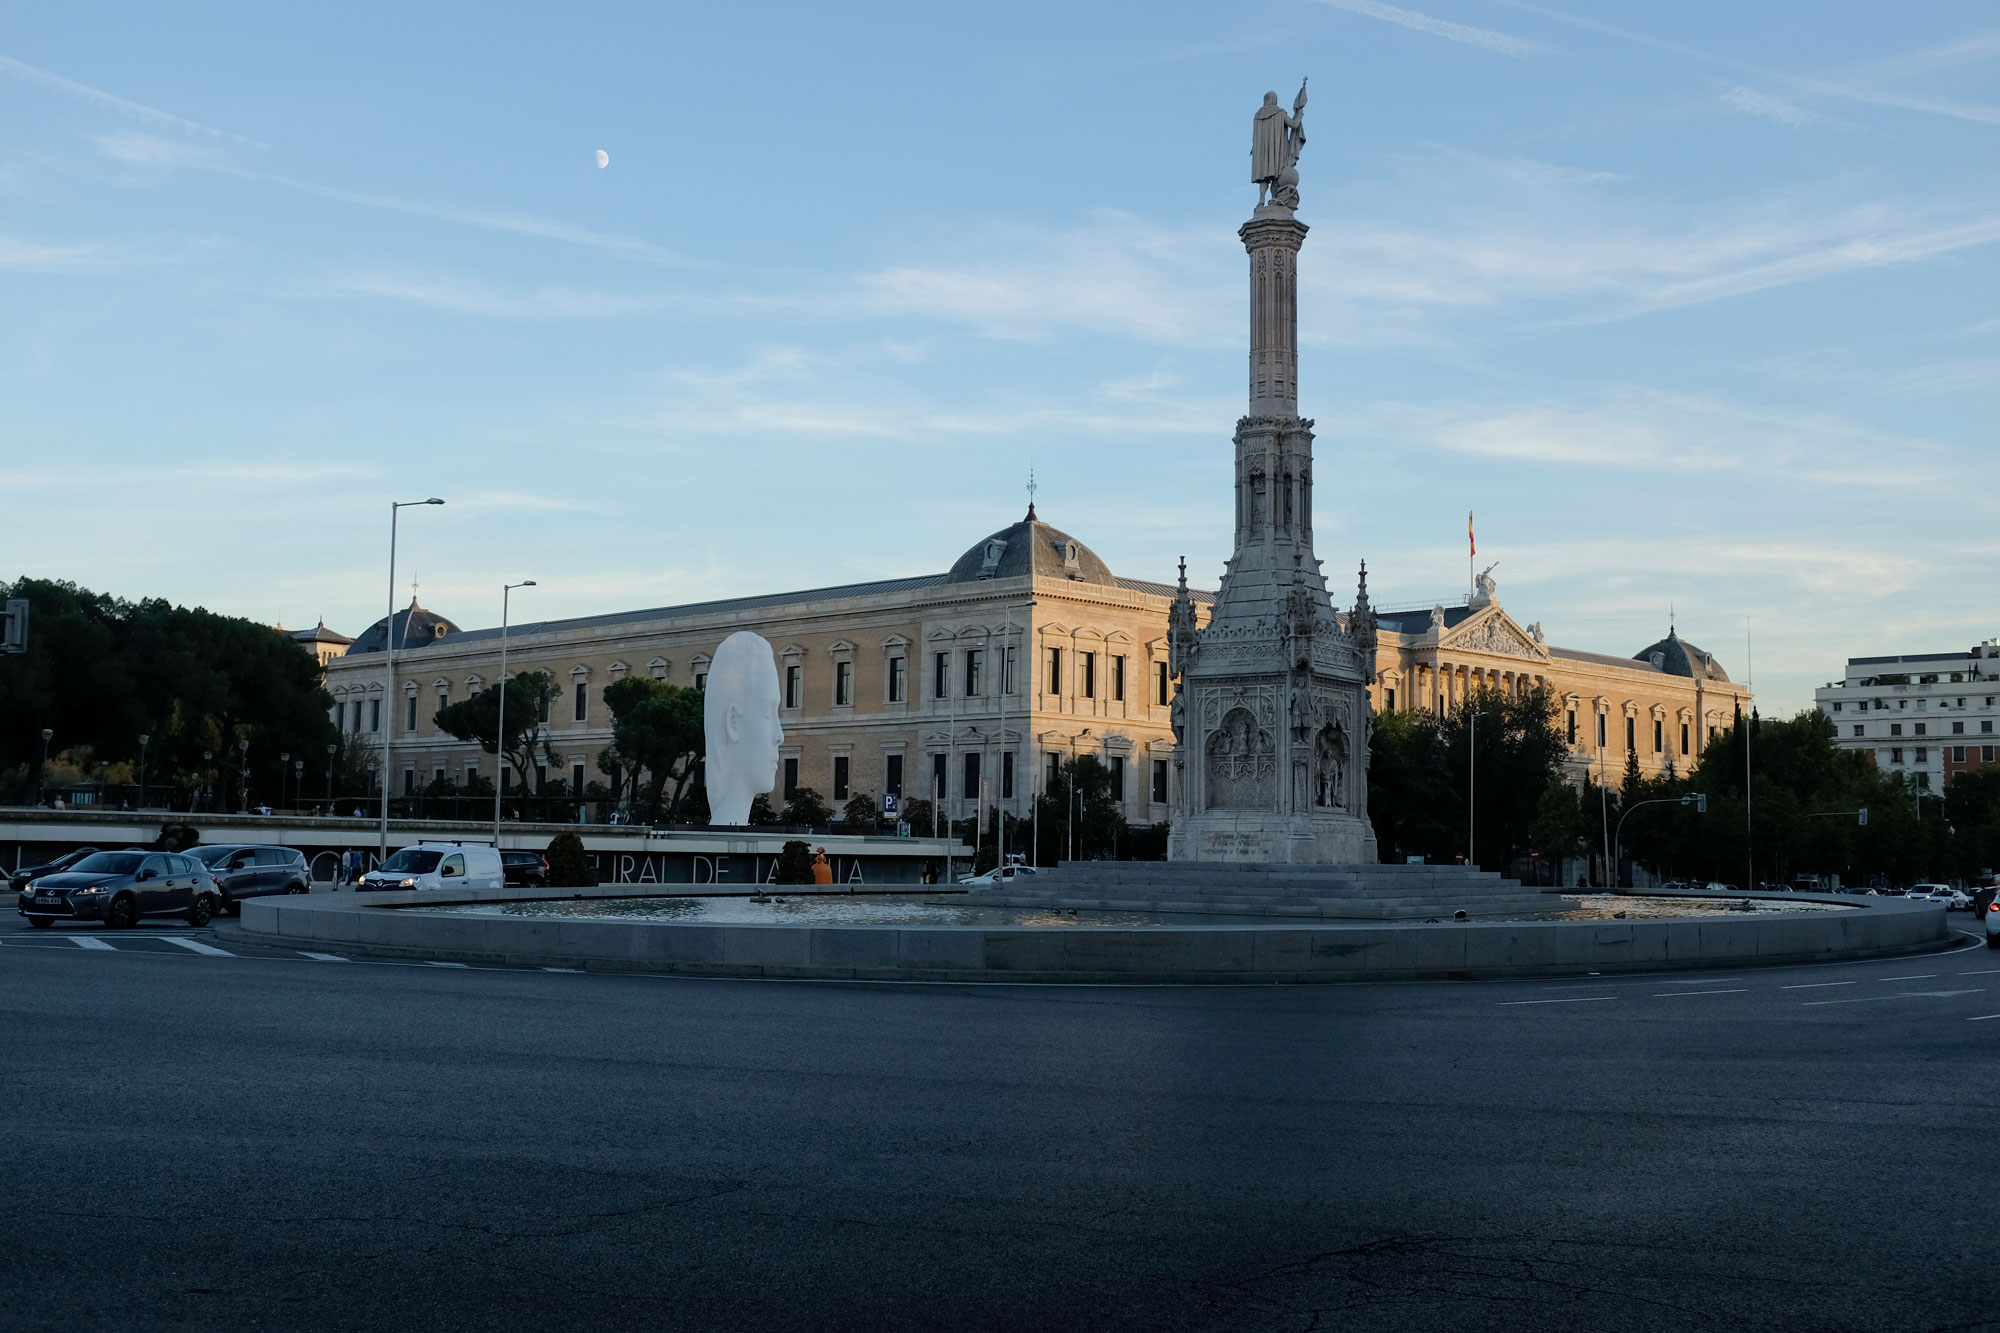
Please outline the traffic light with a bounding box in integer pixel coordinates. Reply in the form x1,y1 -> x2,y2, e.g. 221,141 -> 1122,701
1858,807 -> 1868,827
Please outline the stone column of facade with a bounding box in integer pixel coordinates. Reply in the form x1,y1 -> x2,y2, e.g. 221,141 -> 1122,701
1166,180 -> 1379,864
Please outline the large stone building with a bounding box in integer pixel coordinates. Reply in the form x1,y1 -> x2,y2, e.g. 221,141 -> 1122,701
1369,572 -> 1751,786
322,514 -> 1751,826
1814,639 -> 2000,788
326,507 -> 1211,827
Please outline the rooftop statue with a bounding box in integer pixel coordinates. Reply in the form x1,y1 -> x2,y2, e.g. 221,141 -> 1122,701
703,631 -> 784,826
1252,80 -> 1308,209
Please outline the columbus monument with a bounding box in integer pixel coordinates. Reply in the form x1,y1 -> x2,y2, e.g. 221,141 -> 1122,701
1165,80 -> 1381,865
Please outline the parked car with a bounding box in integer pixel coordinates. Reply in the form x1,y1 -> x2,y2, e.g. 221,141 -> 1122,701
959,861 -> 1043,887
9,847 -> 101,893
502,851 -> 550,887
1987,898 -> 2000,949
17,849 -> 221,929
188,844 -> 311,914
356,843 -> 505,892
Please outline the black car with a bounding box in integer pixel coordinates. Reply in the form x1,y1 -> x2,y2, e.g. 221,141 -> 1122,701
18,849 -> 221,929
188,844 -> 311,914
9,847 -> 101,893
502,851 -> 549,888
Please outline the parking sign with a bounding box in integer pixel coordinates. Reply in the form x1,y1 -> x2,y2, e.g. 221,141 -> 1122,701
882,793 -> 900,817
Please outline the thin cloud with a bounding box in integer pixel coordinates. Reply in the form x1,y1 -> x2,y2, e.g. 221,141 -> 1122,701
0,52 -> 263,146
1316,0 -> 1546,57
308,270 -> 667,319
1720,86 -> 1834,129
0,234 -> 100,271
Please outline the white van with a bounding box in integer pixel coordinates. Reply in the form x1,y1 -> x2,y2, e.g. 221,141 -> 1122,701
355,842 -> 505,892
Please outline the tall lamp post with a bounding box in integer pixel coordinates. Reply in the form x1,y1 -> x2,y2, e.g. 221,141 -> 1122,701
998,597 -> 1034,865
494,580 -> 536,844
325,743 -> 337,812
202,749 -> 213,813
1069,728 -> 1092,863
280,752 -> 290,811
37,727 -> 52,806
238,737 -> 250,813
380,497 -> 446,861
137,733 -> 150,810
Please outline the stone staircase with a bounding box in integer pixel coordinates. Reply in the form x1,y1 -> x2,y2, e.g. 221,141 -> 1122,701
964,861 -> 1561,921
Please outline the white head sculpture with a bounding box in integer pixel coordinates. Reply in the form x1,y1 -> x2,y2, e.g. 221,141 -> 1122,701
703,631 -> 784,825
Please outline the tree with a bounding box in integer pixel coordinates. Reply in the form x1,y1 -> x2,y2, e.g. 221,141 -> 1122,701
899,797 -> 935,838
601,677 -> 705,823
782,787 -> 831,828
775,840 -> 814,885
0,577 -> 340,809
546,831 -> 592,887
1035,756 -> 1123,863
842,792 -> 879,832
432,671 -> 564,794
748,793 -> 777,825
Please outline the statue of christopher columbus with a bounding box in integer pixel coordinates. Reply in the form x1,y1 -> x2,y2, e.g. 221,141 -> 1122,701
1252,80 -> 1308,209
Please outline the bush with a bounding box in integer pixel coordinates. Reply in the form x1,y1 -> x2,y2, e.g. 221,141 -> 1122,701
774,839 -> 814,885
782,787 -> 831,828
546,831 -> 593,887
155,821 -> 200,853
841,793 -> 879,833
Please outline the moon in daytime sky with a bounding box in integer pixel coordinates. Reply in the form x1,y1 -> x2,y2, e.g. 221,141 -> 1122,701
595,149 -> 609,169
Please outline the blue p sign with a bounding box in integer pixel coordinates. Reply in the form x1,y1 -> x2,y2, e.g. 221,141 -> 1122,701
882,793 -> 901,817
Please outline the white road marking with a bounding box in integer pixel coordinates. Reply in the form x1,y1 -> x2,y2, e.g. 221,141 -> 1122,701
160,937 -> 232,957
68,936 -> 115,951
1782,981 -> 1856,990
300,952 -> 348,962
1968,1014 -> 2000,1022
1876,974 -> 1936,982
1655,977 -> 1746,985
543,967 -> 582,973
1500,996 -> 1618,1006
1652,989 -> 1748,997
425,960 -> 469,968
1958,969 -> 2000,977
1804,989 -> 1983,1007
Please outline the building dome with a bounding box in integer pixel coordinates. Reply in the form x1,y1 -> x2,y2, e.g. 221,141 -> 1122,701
348,599 -> 462,654
1633,628 -> 1730,683
944,505 -> 1117,586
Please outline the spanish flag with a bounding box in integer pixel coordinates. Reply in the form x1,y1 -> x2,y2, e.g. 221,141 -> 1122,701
1468,510 -> 1475,558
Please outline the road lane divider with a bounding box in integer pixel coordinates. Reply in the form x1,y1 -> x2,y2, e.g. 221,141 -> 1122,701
68,936 -> 115,951
1499,996 -> 1618,1006
161,937 -> 233,957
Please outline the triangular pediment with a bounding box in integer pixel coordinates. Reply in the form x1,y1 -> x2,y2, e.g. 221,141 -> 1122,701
1439,608 -> 1547,661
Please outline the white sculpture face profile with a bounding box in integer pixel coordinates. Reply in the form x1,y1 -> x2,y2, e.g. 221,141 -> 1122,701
703,631 -> 784,825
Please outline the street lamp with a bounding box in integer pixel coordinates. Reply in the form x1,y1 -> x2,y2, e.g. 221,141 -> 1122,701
325,742 -> 337,812
202,749 -> 213,813
37,727 -> 52,806
293,758 -> 304,812
495,580 -> 536,844
280,752 -> 290,811
1614,792 -> 1707,888
238,737 -> 250,812
998,597 -> 1034,865
137,733 -> 150,810
1070,728 -> 1092,864
381,497 -> 446,861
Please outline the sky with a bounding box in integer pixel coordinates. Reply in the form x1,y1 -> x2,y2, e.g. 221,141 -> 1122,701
3,1 -> 1997,716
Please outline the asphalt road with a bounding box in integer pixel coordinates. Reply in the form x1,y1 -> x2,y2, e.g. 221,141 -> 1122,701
3,919 -> 1998,1333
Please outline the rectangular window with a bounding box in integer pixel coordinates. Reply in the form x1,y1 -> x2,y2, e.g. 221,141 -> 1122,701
574,683 -> 589,724
886,754 -> 903,797
1625,717 -> 1636,751
370,698 -> 382,733
783,757 -> 799,800
1108,755 -> 1125,804
1082,652 -> 1097,699
694,671 -> 707,692
1853,725 -> 1864,737
1567,710 -> 1577,744
963,752 -> 981,801
934,652 -> 950,701
1046,752 -> 1059,792
888,656 -> 907,703
404,694 -> 416,731
431,765 -> 446,787
1984,720 -> 1995,733
465,764 -> 478,790
538,691 -> 550,724
833,756 -> 849,801
785,665 -> 801,709
964,650 -> 984,698
1112,654 -> 1126,702
1832,701 -> 1842,712
933,753 -> 947,800
1985,746 -> 1995,762
535,762 -> 548,794
1891,723 -> 1903,737
1652,719 -> 1663,753
835,661 -> 852,707
1596,715 -> 1606,749
403,768 -> 416,795
1046,647 -> 1062,695
1680,722 -> 1690,754
1385,687 -> 1396,711
1156,661 -> 1170,706
1952,720 -> 1964,735
501,768 -> 513,794
1915,747 -> 1928,762
1003,645 -> 1018,695
1001,750 -> 1014,800
1891,748 -> 1903,764
437,689 -> 448,718
1915,722 -> 1927,736
571,762 -> 584,791
1954,746 -> 1966,763
1152,759 -> 1168,804
1917,771 -> 1931,789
